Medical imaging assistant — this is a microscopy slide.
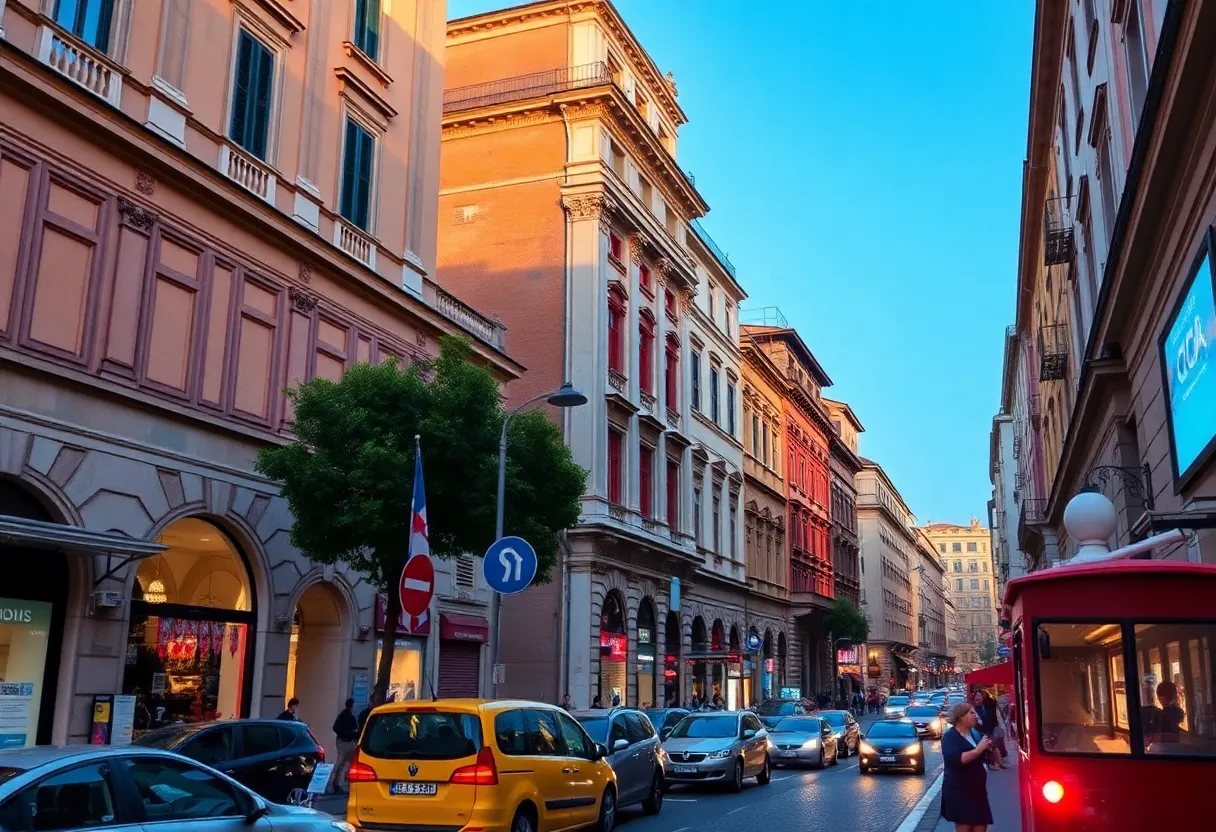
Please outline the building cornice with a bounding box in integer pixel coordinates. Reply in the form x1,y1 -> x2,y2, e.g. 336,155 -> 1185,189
446,0 -> 688,126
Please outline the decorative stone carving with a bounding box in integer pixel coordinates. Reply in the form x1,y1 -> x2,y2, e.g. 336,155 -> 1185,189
627,232 -> 645,265
117,197 -> 156,232
416,331 -> 427,348
653,258 -> 670,284
289,286 -> 317,314
134,171 -> 156,196
298,261 -> 313,284
562,193 -> 614,222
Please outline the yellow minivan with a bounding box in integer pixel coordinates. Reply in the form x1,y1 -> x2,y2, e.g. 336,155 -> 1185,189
348,699 -> 618,832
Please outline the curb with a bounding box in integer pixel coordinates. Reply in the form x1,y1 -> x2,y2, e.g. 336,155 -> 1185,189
893,769 -> 944,832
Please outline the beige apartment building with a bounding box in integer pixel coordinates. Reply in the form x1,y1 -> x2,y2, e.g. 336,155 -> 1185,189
0,0 -> 513,748
923,520 -> 997,671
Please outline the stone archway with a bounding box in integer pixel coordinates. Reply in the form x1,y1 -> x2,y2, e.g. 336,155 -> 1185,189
286,581 -> 351,757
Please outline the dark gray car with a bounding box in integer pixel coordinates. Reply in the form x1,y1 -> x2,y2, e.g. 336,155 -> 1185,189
571,708 -> 664,815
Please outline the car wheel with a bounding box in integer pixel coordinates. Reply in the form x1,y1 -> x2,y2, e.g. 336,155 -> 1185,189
595,788 -> 616,832
914,760 -> 926,775
838,740 -> 848,759
816,748 -> 825,769
511,805 -> 537,832
729,759 -> 744,793
642,771 -> 663,814
830,746 -> 839,766
757,755 -> 772,785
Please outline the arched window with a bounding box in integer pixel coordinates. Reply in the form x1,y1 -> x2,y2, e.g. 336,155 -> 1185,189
608,284 -> 627,374
639,310 -> 656,394
665,333 -> 680,408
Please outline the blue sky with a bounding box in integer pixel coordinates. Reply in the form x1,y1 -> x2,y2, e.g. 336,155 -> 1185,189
447,2 -> 1034,525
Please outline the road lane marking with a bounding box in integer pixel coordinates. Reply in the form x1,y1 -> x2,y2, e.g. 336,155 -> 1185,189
726,806 -> 745,815
894,771 -> 945,832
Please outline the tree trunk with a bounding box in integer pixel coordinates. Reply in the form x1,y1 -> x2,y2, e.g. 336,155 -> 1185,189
372,575 -> 403,706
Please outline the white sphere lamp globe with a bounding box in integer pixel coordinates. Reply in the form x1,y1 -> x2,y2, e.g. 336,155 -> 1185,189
1063,489 -> 1118,563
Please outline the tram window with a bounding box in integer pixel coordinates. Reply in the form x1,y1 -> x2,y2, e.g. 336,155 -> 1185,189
1133,623 -> 1216,757
1035,623 -> 1130,755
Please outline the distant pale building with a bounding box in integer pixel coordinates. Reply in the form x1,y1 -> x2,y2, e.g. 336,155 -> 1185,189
922,520 -> 998,671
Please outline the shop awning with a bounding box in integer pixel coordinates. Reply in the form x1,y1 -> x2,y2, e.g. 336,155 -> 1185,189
892,652 -> 916,669
0,514 -> 167,558
966,660 -> 1013,687
440,613 -> 489,643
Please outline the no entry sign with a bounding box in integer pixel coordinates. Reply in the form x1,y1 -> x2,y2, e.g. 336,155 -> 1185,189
399,553 -> 435,620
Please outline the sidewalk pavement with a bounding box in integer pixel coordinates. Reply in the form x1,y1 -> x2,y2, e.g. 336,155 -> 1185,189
921,751 -> 1021,832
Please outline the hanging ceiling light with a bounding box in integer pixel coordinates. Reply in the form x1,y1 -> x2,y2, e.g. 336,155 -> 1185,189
145,579 -> 167,604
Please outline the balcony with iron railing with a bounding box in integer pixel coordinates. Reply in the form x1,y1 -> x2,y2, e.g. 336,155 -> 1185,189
1017,498 -> 1049,552
443,62 -> 612,113
1044,196 -> 1075,266
430,286 -> 507,351
690,219 -> 736,279
1029,393 -> 1042,430
1038,323 -> 1070,382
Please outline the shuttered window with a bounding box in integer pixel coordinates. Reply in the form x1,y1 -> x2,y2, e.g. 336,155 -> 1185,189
229,30 -> 274,160
437,642 -> 481,698
354,0 -> 381,61
340,118 -> 376,231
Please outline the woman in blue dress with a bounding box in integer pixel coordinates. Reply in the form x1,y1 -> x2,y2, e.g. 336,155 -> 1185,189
941,702 -> 994,831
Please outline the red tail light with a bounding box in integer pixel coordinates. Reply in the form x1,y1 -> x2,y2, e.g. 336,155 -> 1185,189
450,746 -> 498,786
305,728 -> 326,762
347,752 -> 378,783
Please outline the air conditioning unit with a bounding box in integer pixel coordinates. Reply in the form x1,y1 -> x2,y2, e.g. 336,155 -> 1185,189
92,590 -> 123,609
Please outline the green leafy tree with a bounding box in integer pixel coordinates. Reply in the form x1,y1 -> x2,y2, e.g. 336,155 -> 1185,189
256,336 -> 586,703
824,598 -> 870,644
978,634 -> 999,665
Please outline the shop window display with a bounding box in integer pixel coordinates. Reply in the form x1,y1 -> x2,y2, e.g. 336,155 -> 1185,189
0,598 -> 52,748
374,637 -> 424,701
122,519 -> 254,732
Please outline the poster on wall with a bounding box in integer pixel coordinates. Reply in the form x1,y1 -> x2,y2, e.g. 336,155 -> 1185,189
351,672 -> 370,712
111,695 -> 136,746
1161,241 -> 1216,481
91,695 -> 114,745
0,598 -> 52,748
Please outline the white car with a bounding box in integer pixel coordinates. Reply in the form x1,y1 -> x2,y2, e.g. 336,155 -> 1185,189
0,745 -> 352,832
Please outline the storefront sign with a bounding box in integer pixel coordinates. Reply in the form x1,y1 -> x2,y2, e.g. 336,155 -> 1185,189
351,671 -> 370,712
1160,236 -> 1216,482
663,655 -> 678,679
836,646 -> 859,665
600,632 -> 627,661
637,627 -> 652,644
439,614 -> 488,643
669,577 -> 680,612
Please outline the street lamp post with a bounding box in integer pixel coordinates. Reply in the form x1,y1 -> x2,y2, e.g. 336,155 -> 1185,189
490,383 -> 587,698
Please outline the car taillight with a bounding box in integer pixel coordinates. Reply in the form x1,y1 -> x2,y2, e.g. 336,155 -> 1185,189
305,728 -> 325,762
347,752 -> 378,783
450,746 -> 498,786
1042,780 -> 1064,804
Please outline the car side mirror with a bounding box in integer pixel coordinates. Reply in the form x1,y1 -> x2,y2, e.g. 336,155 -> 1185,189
742,728 -> 756,739
612,738 -> 629,751
592,743 -> 608,761
660,728 -> 672,741
242,796 -> 269,826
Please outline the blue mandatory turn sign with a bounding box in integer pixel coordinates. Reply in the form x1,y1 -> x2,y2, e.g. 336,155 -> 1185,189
483,536 -> 538,595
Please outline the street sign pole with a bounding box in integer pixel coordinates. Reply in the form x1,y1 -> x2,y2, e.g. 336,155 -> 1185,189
490,425 -> 508,698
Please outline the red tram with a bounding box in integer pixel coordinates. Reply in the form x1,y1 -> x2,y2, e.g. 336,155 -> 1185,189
1003,558 -> 1216,830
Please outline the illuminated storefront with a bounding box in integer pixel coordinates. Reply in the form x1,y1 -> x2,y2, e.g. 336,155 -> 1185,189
598,592 -> 628,705
636,600 -> 657,709
374,595 -> 427,702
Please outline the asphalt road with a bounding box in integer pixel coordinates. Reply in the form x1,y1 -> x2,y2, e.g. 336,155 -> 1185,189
617,733 -> 945,832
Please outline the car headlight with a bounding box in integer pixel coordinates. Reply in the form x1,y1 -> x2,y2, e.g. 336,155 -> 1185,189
931,719 -> 943,731
903,743 -> 921,755
706,748 -> 733,759
859,741 -> 876,755
801,739 -> 819,749
832,731 -> 842,738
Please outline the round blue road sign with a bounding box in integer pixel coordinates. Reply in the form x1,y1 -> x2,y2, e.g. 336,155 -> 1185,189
745,633 -> 762,652
483,536 -> 538,595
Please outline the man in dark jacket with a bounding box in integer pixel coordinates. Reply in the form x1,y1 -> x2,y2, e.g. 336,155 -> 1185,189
332,698 -> 360,794
278,697 -> 299,721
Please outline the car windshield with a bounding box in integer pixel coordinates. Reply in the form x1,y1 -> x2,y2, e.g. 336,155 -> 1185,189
887,696 -> 909,706
757,701 -> 795,716
670,716 -> 737,739
362,711 -> 482,759
773,718 -> 822,732
867,722 -> 917,739
906,706 -> 939,717
930,693 -> 946,702
573,716 -> 610,744
820,712 -> 847,727
132,726 -> 198,749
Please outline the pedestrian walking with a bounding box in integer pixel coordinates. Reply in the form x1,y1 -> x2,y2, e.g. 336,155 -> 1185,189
561,693 -> 572,711
941,702 -> 994,831
278,697 -> 299,721
331,698 -> 360,795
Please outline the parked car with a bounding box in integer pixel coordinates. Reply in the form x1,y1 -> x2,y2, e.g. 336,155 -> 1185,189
349,699 -> 618,832
134,718 -> 324,804
941,693 -> 969,719
755,699 -> 806,730
817,709 -> 862,757
767,716 -> 838,768
570,708 -> 664,814
0,745 -> 348,832
883,695 -> 910,718
904,705 -> 945,738
858,719 -> 925,775
644,708 -> 690,740
661,711 -> 771,792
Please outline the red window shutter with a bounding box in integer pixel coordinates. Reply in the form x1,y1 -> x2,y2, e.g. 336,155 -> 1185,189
639,446 -> 653,518
666,459 -> 679,527
608,430 -> 623,504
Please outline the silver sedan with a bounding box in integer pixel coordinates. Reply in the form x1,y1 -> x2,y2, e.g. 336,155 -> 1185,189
661,711 -> 773,792
767,716 -> 840,768
0,745 -> 351,831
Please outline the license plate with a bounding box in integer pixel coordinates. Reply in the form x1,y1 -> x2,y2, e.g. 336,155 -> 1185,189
779,750 -> 796,758
879,756 -> 896,763
673,764 -> 697,773
390,782 -> 437,796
